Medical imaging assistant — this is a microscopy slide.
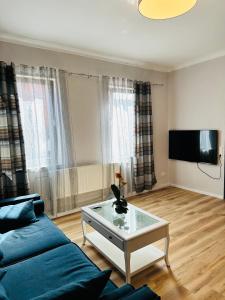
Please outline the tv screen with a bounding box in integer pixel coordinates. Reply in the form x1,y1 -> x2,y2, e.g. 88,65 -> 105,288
169,130 -> 218,165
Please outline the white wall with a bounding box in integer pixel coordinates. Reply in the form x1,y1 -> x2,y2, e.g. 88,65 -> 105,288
1,40 -> 225,198
168,56 -> 225,198
67,76 -> 102,165
0,40 -> 169,190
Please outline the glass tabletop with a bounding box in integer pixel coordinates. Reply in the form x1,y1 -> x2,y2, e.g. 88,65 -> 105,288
91,200 -> 159,234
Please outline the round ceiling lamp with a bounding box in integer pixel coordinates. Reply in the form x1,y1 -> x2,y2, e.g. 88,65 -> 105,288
138,0 -> 197,20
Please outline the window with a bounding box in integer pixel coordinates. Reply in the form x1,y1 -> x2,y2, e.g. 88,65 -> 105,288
16,74 -> 63,170
110,87 -> 135,163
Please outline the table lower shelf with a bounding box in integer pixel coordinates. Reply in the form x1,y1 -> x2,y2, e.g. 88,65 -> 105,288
85,231 -> 165,277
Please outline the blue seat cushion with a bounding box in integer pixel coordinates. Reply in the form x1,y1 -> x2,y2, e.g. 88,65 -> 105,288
0,214 -> 70,267
0,200 -> 37,233
1,243 -> 116,300
32,270 -> 112,300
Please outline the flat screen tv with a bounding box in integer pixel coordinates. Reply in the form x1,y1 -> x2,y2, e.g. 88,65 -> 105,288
169,130 -> 218,165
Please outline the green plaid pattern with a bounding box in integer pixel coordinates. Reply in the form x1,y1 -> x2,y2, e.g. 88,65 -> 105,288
0,62 -> 29,198
133,82 -> 157,193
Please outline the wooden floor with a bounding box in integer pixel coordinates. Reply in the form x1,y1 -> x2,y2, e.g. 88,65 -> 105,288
54,187 -> 225,300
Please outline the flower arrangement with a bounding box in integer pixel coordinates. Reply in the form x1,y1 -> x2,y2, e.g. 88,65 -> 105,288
115,172 -> 127,196
111,172 -> 128,214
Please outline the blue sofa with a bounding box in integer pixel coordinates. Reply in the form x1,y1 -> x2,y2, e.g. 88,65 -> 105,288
0,194 -> 160,300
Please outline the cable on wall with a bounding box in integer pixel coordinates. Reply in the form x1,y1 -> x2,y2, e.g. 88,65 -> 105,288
197,155 -> 222,180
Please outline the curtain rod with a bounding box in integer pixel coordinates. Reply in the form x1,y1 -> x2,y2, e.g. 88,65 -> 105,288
16,64 -> 164,86
66,71 -> 164,86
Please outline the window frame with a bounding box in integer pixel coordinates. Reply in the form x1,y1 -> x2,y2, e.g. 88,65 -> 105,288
16,74 -> 64,170
109,85 -> 135,164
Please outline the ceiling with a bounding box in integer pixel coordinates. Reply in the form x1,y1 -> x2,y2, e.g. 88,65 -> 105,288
0,0 -> 225,72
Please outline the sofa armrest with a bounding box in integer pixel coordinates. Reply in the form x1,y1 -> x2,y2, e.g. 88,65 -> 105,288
0,194 -> 41,207
121,286 -> 160,300
0,194 -> 44,215
33,199 -> 45,215
100,284 -> 134,300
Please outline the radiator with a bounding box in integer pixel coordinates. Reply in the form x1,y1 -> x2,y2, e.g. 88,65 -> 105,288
27,163 -> 120,214
76,163 -> 120,194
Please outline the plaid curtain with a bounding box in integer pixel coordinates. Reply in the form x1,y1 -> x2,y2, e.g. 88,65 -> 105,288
0,62 -> 29,199
133,81 -> 156,193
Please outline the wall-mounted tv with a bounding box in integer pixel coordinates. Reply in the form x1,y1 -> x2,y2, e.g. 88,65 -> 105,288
169,130 -> 218,165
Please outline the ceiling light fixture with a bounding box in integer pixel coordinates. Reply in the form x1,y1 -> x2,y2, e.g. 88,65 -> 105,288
138,0 -> 197,20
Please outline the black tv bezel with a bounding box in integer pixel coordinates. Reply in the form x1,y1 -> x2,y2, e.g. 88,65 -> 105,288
169,129 -> 218,165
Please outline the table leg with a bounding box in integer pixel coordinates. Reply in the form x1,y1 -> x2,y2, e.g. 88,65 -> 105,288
81,218 -> 87,246
164,235 -> 170,267
124,251 -> 131,284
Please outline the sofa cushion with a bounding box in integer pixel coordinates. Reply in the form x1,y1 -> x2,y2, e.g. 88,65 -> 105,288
0,270 -> 8,300
99,284 -> 134,300
0,201 -> 37,233
0,214 -> 70,267
0,270 -> 6,280
0,283 -> 8,300
32,270 -> 112,300
1,243 -> 116,300
0,248 -> 3,261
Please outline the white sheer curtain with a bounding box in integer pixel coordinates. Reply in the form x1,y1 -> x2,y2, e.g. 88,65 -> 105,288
100,76 -> 135,197
16,65 -> 77,217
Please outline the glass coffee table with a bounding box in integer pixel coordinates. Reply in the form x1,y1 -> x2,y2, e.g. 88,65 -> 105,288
81,199 -> 170,283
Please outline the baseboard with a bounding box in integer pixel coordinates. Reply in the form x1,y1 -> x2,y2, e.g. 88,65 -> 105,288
170,183 -> 223,199
126,183 -> 170,199
153,183 -> 170,191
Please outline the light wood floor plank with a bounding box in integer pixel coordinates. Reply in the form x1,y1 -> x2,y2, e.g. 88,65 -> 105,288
54,187 -> 225,300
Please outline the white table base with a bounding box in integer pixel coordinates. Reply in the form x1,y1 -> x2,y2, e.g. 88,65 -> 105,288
84,230 -> 169,283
